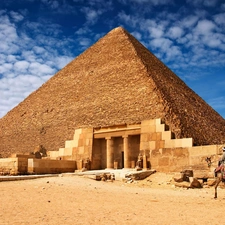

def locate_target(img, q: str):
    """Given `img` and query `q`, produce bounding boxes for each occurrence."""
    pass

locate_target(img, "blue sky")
[0,0,225,118]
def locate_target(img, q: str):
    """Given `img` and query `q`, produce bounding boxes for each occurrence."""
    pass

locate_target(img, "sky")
[0,0,225,119]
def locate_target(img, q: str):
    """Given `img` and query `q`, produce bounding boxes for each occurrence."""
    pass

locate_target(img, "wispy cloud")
[0,9,74,117]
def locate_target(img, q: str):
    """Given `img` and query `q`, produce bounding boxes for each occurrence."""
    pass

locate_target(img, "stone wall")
[149,143,223,176]
[49,128,93,169]
[28,159,76,174]
[0,157,28,175]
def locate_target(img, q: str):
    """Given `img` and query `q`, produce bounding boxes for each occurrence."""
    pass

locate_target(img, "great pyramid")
[0,27,225,158]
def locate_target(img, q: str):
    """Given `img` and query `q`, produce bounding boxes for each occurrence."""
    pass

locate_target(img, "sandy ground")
[1,172,225,225]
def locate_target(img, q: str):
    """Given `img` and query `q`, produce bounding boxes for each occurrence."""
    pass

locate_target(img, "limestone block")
[149,141,156,150]
[67,140,79,148]
[164,140,173,148]
[85,133,94,139]
[140,141,149,150]
[73,130,82,140]
[78,146,85,154]
[155,141,161,150]
[150,157,158,168]
[188,146,202,157]
[145,118,161,125]
[155,118,161,125]
[79,133,84,139]
[173,148,189,158]
[162,131,171,141]
[84,146,92,154]
[63,148,73,156]
[189,156,201,166]
[59,148,65,156]
[156,132,162,141]
[85,138,93,146]
[156,124,165,132]
[158,157,169,166]
[148,125,156,133]
[171,157,189,167]
[82,128,93,134]
[140,133,150,142]
[72,147,78,155]
[50,151,59,159]
[162,148,172,156]
[159,140,165,149]
[174,139,182,148]
[202,145,217,155]
[141,120,151,126]
[65,140,73,148]
[141,125,151,133]
[181,138,193,148]
[28,158,34,173]
[151,149,161,157]
[151,132,157,141]
[78,138,84,146]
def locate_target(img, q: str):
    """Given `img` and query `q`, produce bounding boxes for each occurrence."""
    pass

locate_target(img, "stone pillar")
[106,137,114,169]
[123,135,130,168]
[143,153,147,170]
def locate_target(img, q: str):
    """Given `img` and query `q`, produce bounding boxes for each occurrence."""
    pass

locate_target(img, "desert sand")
[0,172,225,225]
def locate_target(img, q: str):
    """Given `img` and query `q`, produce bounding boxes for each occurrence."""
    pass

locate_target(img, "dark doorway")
[121,151,124,168]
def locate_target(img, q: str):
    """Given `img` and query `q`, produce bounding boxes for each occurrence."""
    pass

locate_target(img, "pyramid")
[0,27,225,158]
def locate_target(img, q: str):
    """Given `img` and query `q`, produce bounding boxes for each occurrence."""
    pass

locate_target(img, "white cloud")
[203,0,218,7]
[186,0,218,7]
[81,7,104,25]
[78,37,91,48]
[148,26,164,38]
[117,11,139,27]
[202,36,221,48]
[150,38,173,51]
[180,15,198,28]
[6,55,17,63]
[167,26,184,39]
[33,46,46,54]
[165,45,182,61]
[0,24,18,44]
[29,62,56,75]
[0,63,13,74]
[195,19,216,34]
[75,27,91,35]
[14,61,30,72]
[214,13,225,26]
[9,11,24,22]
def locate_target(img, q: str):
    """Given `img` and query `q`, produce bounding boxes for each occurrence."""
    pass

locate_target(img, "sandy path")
[0,174,225,225]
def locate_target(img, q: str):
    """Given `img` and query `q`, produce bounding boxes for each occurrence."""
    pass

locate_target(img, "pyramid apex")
[109,26,126,34]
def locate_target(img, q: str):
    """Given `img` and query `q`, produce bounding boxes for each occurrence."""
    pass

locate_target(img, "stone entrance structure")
[48,118,196,172]
[93,124,141,170]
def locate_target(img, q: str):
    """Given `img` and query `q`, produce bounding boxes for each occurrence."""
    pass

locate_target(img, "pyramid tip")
[110,26,126,33]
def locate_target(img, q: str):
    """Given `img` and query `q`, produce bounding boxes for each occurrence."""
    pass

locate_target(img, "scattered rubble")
[174,170,203,189]
[124,170,156,183]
